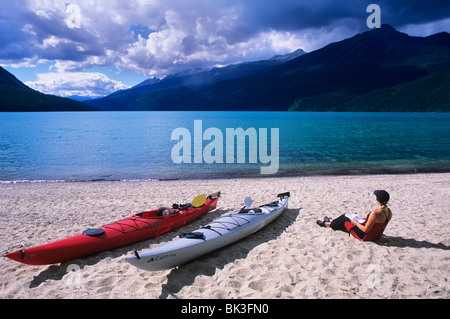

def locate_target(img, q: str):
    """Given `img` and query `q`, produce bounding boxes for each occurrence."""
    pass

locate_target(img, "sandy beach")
[1,173,449,299]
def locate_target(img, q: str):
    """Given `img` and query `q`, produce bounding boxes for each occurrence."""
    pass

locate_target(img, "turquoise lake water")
[0,111,449,182]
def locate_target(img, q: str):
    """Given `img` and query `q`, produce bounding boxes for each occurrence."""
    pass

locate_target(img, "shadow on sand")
[374,235,450,250]
[158,207,301,299]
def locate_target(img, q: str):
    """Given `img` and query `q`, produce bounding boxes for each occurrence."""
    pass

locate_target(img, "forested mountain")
[86,25,450,112]
[0,67,97,112]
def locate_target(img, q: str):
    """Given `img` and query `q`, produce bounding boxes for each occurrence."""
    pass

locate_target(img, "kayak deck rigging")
[100,217,157,234]
[194,205,277,237]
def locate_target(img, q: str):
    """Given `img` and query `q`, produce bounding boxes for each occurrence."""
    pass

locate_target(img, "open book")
[345,213,366,224]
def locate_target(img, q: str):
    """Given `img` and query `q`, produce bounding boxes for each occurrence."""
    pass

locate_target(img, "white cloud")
[25,72,130,97]
[117,8,317,77]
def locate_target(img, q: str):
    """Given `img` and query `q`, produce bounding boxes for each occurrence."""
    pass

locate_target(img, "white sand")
[1,173,449,299]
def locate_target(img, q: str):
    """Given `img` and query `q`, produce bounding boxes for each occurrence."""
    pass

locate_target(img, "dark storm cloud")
[235,0,449,36]
[377,0,450,26]
[213,1,363,44]
[239,1,360,30]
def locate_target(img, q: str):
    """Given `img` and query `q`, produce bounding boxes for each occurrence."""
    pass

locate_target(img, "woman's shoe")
[316,220,326,227]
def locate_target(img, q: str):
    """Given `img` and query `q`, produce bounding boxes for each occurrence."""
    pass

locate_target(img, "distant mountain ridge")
[86,49,306,111]
[86,25,450,112]
[0,67,97,112]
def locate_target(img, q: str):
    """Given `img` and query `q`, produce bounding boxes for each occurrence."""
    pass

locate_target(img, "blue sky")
[1,0,449,98]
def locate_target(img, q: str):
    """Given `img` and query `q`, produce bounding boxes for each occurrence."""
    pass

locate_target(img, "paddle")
[176,194,207,211]
[190,194,207,207]
[244,197,253,208]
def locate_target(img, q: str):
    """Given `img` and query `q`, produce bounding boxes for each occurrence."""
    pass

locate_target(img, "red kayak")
[4,192,220,265]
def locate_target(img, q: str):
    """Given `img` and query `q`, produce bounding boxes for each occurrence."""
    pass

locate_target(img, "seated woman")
[316,190,392,241]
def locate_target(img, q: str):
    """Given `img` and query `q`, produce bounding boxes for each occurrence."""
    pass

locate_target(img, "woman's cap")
[374,190,390,204]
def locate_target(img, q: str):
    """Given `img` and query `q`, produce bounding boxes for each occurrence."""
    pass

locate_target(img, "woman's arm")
[351,210,378,233]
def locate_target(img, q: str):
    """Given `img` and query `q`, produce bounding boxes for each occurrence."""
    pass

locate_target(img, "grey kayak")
[125,192,290,271]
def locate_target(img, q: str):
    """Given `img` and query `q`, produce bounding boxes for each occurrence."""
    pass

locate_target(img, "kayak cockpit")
[135,208,180,219]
